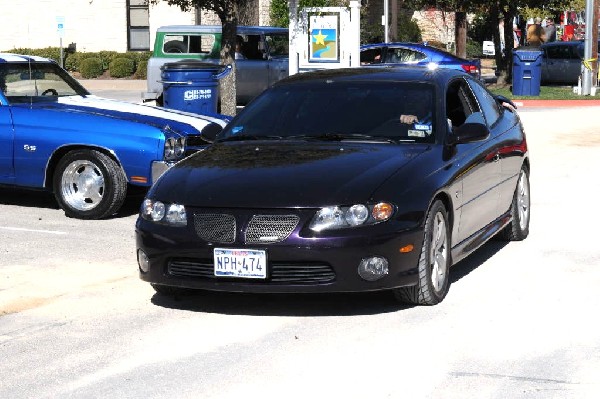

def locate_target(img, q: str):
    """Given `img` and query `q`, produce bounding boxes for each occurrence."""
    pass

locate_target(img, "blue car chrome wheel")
[53,150,127,219]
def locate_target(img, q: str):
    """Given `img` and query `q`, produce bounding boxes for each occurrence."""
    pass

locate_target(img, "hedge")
[2,47,152,79]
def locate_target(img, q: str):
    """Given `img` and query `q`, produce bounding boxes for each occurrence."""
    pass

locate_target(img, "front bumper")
[136,211,424,294]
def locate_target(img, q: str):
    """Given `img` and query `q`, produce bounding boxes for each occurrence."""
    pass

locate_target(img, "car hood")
[36,95,228,134]
[152,141,429,208]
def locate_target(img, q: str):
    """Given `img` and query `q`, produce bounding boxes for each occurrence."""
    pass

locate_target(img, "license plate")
[214,248,267,279]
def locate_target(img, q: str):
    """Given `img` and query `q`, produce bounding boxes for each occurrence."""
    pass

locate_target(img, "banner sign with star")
[309,15,339,62]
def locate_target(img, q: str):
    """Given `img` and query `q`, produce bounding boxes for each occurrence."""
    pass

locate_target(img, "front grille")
[168,258,336,284]
[186,134,209,147]
[194,213,236,243]
[245,215,299,244]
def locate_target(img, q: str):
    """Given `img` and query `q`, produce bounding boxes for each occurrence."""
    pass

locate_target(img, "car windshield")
[0,61,89,103]
[220,81,435,143]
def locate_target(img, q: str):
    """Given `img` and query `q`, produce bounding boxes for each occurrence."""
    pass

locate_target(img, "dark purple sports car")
[136,67,530,305]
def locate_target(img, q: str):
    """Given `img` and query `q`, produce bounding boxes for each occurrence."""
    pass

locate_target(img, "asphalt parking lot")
[1,83,600,398]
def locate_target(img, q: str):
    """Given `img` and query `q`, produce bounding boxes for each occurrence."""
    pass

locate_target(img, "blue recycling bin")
[160,61,231,116]
[512,48,543,96]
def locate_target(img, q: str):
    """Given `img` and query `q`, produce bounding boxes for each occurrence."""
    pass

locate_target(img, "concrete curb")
[79,79,146,91]
[515,99,600,108]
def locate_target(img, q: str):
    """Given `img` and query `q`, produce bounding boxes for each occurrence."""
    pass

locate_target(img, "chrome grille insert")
[193,213,236,244]
[245,214,299,244]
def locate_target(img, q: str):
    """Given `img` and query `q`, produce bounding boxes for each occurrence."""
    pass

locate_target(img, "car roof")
[0,53,53,63]
[157,25,289,34]
[541,41,583,48]
[275,66,468,87]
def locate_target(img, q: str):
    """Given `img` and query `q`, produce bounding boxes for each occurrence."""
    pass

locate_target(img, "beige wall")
[0,0,194,52]
[0,0,274,53]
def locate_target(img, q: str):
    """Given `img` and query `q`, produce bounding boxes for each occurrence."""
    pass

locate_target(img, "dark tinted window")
[360,48,383,65]
[545,44,578,59]
[222,81,436,143]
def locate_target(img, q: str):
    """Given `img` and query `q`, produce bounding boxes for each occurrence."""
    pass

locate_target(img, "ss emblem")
[24,144,37,152]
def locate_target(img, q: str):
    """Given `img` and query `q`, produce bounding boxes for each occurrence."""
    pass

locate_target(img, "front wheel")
[53,149,127,219]
[394,200,451,305]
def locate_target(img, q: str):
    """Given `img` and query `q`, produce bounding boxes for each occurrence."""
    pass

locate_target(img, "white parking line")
[0,226,67,235]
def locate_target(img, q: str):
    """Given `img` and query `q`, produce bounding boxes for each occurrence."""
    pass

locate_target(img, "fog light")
[358,256,389,281]
[138,249,150,273]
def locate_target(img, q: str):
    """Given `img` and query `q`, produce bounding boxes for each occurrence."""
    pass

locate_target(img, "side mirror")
[447,122,490,146]
[200,122,224,143]
[494,94,517,110]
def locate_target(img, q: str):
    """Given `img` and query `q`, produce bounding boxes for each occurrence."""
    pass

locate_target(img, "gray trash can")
[160,61,231,116]
[512,49,543,96]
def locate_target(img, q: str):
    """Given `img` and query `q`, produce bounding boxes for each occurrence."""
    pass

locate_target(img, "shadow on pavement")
[0,185,145,219]
[150,239,509,316]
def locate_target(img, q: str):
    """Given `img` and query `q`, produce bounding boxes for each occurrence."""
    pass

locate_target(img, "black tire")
[155,93,164,107]
[499,166,530,241]
[53,149,127,219]
[394,200,451,305]
[164,41,186,53]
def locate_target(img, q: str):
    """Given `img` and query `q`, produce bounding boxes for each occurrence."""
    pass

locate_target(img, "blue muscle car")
[0,54,228,219]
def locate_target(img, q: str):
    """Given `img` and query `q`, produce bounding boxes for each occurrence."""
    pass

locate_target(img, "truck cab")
[144,25,289,105]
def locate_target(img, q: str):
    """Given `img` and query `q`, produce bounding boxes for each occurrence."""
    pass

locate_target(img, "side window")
[445,79,480,130]
[237,34,264,60]
[545,46,562,59]
[467,78,501,126]
[388,48,426,63]
[360,48,383,65]
[265,33,289,58]
[163,34,216,55]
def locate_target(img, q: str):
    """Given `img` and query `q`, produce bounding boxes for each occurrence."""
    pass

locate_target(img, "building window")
[127,0,150,50]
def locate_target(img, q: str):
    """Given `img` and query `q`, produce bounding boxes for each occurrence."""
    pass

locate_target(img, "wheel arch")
[44,145,126,190]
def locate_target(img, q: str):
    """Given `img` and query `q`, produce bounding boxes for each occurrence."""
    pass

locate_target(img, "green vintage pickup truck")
[143,25,289,105]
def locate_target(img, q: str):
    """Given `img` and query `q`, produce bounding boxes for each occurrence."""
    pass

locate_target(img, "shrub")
[109,57,135,78]
[79,57,104,78]
[466,39,483,58]
[134,59,148,79]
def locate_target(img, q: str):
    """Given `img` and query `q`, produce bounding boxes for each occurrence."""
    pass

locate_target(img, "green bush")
[109,57,135,78]
[466,39,483,58]
[97,50,120,70]
[134,59,148,79]
[79,57,104,78]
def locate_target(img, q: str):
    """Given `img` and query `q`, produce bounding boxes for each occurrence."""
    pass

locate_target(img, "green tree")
[150,0,249,116]
[406,0,587,83]
[270,0,339,28]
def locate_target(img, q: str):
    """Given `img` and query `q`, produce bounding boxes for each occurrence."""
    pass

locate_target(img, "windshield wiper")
[287,133,397,143]
[216,134,283,143]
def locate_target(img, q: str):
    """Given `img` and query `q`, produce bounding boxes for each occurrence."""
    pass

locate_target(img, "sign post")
[56,16,65,68]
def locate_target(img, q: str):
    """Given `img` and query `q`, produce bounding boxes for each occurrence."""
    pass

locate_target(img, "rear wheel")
[394,200,451,305]
[499,166,530,241]
[53,149,127,219]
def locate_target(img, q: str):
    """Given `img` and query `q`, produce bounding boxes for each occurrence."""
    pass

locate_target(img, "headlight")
[309,202,394,232]
[164,137,186,160]
[141,199,187,227]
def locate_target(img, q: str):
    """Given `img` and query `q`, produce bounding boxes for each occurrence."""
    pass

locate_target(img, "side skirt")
[450,210,512,265]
